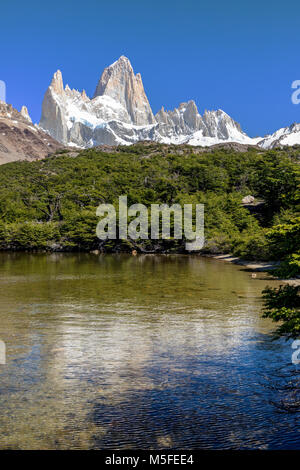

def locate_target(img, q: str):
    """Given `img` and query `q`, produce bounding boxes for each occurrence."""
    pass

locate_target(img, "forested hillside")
[0,143,299,271]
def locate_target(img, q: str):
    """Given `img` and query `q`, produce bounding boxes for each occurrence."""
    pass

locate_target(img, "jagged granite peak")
[181,101,202,129]
[20,105,32,123]
[259,122,300,148]
[40,56,300,149]
[40,66,133,145]
[40,70,68,144]
[201,109,243,140]
[50,69,64,95]
[39,63,261,147]
[0,102,32,124]
[156,100,205,138]
[93,56,155,126]
[81,89,88,101]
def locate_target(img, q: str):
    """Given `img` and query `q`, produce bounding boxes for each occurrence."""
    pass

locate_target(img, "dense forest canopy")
[0,143,299,274]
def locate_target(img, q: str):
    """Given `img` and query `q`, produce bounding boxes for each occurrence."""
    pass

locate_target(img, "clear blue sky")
[0,0,299,137]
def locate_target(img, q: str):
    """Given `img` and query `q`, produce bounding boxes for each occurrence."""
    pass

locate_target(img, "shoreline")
[1,249,299,286]
[202,253,278,271]
[204,253,300,286]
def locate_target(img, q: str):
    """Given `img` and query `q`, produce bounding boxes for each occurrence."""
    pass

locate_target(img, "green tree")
[262,284,300,340]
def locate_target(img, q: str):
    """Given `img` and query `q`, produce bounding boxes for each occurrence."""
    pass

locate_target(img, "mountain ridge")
[0,101,62,164]
[38,56,267,148]
[5,56,300,152]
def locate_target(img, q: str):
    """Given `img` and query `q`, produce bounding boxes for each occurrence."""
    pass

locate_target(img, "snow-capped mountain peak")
[259,123,300,149]
[39,56,300,150]
[93,55,155,126]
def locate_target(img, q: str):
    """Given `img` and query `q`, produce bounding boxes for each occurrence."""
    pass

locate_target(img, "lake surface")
[0,253,299,449]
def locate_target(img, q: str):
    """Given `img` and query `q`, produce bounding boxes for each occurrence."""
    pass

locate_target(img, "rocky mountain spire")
[93,56,155,126]
[20,105,32,123]
[50,70,64,95]
[40,69,68,143]
[39,56,265,148]
[155,100,206,138]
